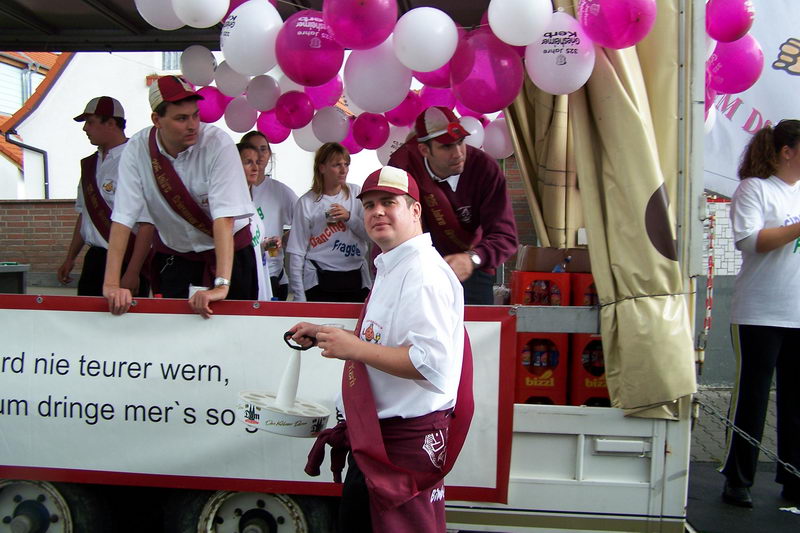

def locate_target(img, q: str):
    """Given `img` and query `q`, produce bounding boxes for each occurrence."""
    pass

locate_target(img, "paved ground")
[691,387,778,464]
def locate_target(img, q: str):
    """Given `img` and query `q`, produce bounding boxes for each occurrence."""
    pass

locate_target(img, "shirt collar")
[375,233,433,274]
[423,157,460,192]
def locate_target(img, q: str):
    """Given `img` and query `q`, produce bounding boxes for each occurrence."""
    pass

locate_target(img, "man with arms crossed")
[388,106,518,304]
[104,76,255,318]
[290,166,473,532]
[58,96,152,297]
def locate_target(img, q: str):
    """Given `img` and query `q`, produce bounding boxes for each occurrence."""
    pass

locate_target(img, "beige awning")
[506,0,697,418]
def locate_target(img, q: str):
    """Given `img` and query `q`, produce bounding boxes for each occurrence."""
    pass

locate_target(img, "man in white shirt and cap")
[290,166,473,533]
[58,96,152,297]
[103,75,256,318]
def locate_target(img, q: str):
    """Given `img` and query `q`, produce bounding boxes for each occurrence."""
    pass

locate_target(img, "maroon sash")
[148,127,214,237]
[342,296,474,512]
[80,153,113,242]
[80,152,137,262]
[391,141,481,256]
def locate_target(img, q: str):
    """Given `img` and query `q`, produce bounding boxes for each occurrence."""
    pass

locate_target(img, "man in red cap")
[388,106,518,304]
[58,96,152,297]
[103,75,257,318]
[289,166,473,533]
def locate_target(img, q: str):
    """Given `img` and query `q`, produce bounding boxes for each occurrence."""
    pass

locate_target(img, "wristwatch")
[466,250,482,267]
[213,277,230,288]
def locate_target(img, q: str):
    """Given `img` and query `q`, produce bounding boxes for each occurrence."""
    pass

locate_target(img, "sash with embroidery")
[80,153,113,242]
[148,127,214,237]
[81,152,138,262]
[391,141,481,257]
[342,295,475,512]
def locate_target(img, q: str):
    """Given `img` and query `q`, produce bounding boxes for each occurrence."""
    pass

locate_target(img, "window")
[162,51,180,71]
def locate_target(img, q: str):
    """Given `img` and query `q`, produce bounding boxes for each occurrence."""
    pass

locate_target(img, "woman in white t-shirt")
[721,119,800,508]
[286,142,371,302]
[237,142,272,301]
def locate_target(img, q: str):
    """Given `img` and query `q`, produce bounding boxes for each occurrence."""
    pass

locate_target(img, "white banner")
[704,0,800,197]
[0,301,506,498]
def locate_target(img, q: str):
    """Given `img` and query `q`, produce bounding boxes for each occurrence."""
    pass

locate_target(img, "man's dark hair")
[97,115,126,131]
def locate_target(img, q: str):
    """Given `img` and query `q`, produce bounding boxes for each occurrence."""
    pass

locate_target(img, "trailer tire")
[51,482,113,532]
[164,489,335,533]
[0,480,110,533]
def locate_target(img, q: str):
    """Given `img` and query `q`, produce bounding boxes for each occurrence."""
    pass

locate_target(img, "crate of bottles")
[510,271,571,306]
[515,332,568,405]
[570,273,599,306]
[569,333,610,407]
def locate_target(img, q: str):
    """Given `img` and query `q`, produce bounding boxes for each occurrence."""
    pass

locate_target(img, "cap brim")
[73,113,90,122]
[165,91,204,103]
[357,185,415,200]
[430,131,468,144]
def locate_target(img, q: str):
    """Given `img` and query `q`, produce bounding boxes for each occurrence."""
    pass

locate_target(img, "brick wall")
[0,200,79,284]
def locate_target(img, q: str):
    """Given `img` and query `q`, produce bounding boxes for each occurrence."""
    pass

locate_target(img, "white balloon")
[488,0,553,46]
[340,92,365,117]
[293,123,324,152]
[221,0,283,76]
[525,12,596,95]
[312,106,349,143]
[277,71,303,94]
[392,7,458,72]
[135,0,183,31]
[172,0,227,29]
[215,61,251,97]
[344,36,413,114]
[483,118,514,159]
[704,105,717,135]
[180,45,216,86]
[459,116,486,148]
[224,96,258,133]
[246,75,281,111]
[376,125,412,165]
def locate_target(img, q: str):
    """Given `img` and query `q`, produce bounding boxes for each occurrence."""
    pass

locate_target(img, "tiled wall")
[704,198,741,277]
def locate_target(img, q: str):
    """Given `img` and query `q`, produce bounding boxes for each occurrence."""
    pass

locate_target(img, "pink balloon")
[450,31,524,114]
[578,0,657,49]
[257,110,290,144]
[341,116,363,154]
[275,91,315,129]
[384,91,423,127]
[353,113,390,150]
[276,10,344,87]
[707,33,763,94]
[196,86,231,123]
[224,0,277,22]
[323,0,397,50]
[706,0,755,43]
[414,64,452,88]
[305,75,344,109]
[419,86,456,110]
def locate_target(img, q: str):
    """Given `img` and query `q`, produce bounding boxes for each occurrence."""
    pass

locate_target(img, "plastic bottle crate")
[570,273,599,306]
[569,333,610,407]
[515,332,568,405]
[510,271,571,306]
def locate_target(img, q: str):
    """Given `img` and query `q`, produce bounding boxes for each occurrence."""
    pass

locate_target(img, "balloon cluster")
[136,0,660,160]
[704,0,761,133]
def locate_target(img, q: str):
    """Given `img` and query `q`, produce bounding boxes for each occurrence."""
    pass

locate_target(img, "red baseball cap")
[148,75,202,111]
[357,166,420,202]
[414,106,469,144]
[73,96,125,122]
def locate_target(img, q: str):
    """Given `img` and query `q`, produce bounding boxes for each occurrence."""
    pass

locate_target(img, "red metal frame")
[0,295,515,503]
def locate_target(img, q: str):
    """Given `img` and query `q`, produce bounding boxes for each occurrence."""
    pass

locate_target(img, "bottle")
[551,255,572,273]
